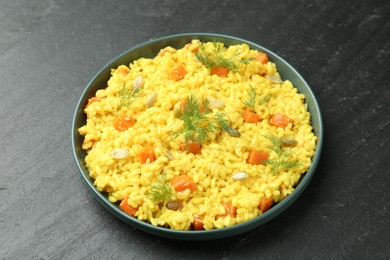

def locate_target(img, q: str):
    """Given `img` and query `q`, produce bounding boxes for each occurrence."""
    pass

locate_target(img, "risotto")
[78,40,317,230]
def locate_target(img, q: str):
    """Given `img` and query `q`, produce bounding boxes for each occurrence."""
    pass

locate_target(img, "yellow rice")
[78,40,317,230]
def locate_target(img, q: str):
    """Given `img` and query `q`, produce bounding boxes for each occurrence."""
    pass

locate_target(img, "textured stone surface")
[1,0,389,259]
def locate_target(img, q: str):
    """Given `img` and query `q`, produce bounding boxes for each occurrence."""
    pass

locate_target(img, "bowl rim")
[71,32,323,240]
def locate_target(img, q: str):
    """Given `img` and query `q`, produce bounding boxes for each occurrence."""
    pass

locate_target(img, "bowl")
[72,33,323,240]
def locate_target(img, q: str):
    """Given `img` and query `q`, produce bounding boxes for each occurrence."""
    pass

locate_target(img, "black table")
[1,0,389,259]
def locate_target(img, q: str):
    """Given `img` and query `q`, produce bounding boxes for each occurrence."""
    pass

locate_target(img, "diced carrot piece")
[113,117,136,131]
[223,202,237,217]
[170,65,187,81]
[85,97,104,108]
[269,113,293,129]
[216,202,237,219]
[119,197,138,216]
[242,109,261,123]
[247,150,269,165]
[193,215,205,230]
[180,141,202,155]
[210,66,229,77]
[256,52,269,64]
[258,197,273,213]
[139,146,156,164]
[171,174,197,193]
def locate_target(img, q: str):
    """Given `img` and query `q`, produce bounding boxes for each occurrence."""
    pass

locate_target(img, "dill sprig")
[172,93,240,145]
[243,85,258,110]
[118,82,142,107]
[263,134,290,157]
[258,94,271,106]
[148,173,174,202]
[243,85,271,111]
[195,42,253,72]
[213,111,241,137]
[265,159,300,173]
[263,134,300,174]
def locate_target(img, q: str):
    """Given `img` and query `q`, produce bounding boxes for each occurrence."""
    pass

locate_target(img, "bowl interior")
[72,33,323,240]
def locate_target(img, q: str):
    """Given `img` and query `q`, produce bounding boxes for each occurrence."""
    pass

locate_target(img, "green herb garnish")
[148,173,174,202]
[118,81,142,107]
[243,85,271,111]
[258,94,271,106]
[172,93,240,145]
[263,134,300,174]
[264,159,301,173]
[195,42,253,72]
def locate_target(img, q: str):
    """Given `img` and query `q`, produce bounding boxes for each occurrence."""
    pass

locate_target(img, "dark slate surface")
[1,0,389,259]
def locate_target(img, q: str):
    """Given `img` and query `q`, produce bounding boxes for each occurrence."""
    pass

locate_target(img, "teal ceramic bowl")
[72,33,323,241]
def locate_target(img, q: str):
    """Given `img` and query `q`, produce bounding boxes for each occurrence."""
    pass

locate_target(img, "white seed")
[209,99,225,108]
[133,75,143,89]
[162,148,175,160]
[281,137,297,147]
[110,148,129,159]
[266,74,283,83]
[231,171,249,181]
[146,92,158,108]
